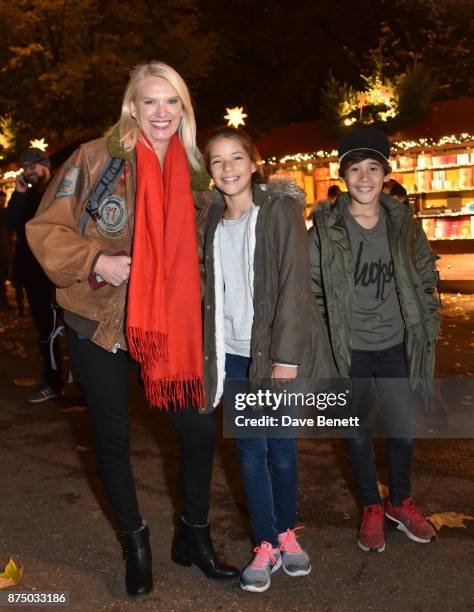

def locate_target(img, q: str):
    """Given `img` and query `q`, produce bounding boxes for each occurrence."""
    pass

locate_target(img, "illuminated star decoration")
[29,138,48,151]
[224,106,248,129]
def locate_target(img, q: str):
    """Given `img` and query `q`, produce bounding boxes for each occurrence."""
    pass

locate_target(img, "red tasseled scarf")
[126,135,204,410]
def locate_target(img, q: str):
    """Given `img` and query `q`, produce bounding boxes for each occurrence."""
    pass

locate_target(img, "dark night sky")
[0,0,472,153]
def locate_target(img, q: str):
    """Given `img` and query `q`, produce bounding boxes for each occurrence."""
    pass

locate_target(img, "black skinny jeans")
[347,343,415,507]
[67,328,216,533]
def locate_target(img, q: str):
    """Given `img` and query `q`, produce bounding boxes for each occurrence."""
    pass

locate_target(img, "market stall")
[258,97,474,290]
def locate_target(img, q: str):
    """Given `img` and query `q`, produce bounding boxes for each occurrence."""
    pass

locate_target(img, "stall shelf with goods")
[257,98,474,290]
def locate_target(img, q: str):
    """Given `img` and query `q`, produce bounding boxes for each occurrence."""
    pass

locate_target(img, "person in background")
[27,62,238,599]
[309,184,342,216]
[383,178,409,206]
[0,190,12,310]
[7,149,63,400]
[309,128,440,554]
[202,127,335,593]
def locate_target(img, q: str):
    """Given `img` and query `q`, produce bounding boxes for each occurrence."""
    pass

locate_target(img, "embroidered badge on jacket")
[97,195,127,236]
[56,164,80,198]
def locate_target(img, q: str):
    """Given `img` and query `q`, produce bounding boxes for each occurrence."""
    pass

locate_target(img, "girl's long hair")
[204,127,265,182]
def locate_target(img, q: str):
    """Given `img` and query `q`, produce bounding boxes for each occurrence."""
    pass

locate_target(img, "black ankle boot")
[171,518,239,580]
[122,521,153,597]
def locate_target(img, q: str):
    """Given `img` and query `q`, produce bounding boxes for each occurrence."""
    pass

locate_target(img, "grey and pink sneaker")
[240,541,281,593]
[278,528,311,576]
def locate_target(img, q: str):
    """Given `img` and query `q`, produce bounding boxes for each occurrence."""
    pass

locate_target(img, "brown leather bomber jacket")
[26,129,210,352]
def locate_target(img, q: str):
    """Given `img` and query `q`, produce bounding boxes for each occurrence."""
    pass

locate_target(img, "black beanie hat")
[338,128,390,162]
[19,147,51,169]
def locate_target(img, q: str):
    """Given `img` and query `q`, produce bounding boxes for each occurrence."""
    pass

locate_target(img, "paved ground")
[0,292,473,612]
[433,240,474,293]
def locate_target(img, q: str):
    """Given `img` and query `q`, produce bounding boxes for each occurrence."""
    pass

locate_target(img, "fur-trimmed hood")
[201,176,335,412]
[256,179,306,210]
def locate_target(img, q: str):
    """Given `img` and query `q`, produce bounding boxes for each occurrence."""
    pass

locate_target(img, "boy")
[309,128,440,552]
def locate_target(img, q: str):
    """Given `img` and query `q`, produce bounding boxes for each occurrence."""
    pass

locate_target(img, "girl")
[202,127,335,592]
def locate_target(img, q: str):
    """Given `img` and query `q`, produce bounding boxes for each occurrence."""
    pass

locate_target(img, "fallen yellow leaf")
[377,482,389,499]
[427,512,474,531]
[0,558,23,589]
[61,406,86,414]
[13,378,37,387]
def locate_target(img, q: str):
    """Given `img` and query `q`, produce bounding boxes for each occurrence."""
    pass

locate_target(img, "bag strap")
[79,156,125,235]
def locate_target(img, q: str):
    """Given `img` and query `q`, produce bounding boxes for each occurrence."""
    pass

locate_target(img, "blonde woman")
[27,62,238,598]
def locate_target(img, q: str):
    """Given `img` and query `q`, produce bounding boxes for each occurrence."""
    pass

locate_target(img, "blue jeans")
[225,353,297,547]
[347,343,415,507]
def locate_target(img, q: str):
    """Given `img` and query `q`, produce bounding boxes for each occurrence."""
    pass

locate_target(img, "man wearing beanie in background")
[7,147,63,402]
[309,128,440,553]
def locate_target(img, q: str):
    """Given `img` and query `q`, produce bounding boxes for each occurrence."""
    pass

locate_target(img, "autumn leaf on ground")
[13,378,37,387]
[427,512,474,531]
[61,406,86,414]
[0,558,23,589]
[377,482,389,499]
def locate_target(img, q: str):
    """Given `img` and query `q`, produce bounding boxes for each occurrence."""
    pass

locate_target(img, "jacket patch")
[97,195,127,236]
[56,164,80,198]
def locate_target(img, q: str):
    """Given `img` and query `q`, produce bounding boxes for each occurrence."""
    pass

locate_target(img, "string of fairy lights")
[0,107,473,182]
[218,107,474,170]
[265,133,474,169]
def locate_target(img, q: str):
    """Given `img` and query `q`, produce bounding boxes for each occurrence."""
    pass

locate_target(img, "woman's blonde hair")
[112,61,202,170]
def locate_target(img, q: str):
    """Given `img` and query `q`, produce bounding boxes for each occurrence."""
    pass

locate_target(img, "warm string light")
[264,133,474,167]
[1,134,473,182]
[2,170,21,180]
[264,132,474,216]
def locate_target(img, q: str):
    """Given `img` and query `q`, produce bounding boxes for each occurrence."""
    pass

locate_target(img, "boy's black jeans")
[347,343,415,507]
[67,328,216,533]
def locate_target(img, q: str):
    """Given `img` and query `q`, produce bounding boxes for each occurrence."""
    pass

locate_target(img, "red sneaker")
[385,498,437,543]
[358,504,385,552]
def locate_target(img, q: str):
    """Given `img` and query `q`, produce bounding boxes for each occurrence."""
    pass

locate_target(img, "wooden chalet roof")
[256,97,474,159]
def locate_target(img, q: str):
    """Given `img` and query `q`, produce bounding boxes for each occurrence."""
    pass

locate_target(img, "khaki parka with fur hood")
[26,128,210,353]
[202,179,336,412]
[308,192,441,396]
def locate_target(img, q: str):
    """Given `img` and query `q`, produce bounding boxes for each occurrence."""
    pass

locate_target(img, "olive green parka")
[308,192,441,396]
[202,180,336,412]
